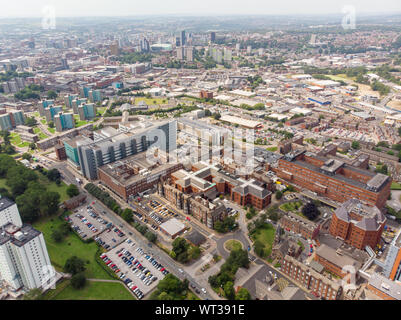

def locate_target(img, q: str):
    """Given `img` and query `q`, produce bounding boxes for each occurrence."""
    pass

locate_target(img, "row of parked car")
[100,253,121,274]
[149,200,161,209]
[124,278,144,300]
[106,226,125,238]
[226,207,238,216]
[149,213,164,225]
[118,248,158,287]
[136,247,169,276]
[87,207,110,225]
[94,235,111,250]
[70,225,88,239]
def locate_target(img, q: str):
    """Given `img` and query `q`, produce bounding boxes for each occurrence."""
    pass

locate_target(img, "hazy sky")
[1,0,401,17]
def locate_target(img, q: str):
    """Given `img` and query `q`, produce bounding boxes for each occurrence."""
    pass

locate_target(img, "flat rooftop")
[0,196,15,212]
[159,218,186,236]
[0,223,41,247]
[98,152,180,187]
[286,151,388,192]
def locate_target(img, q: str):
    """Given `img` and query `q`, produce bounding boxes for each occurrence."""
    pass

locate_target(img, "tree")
[45,168,60,181]
[24,117,37,127]
[351,141,360,150]
[235,287,251,300]
[254,240,266,258]
[224,281,235,300]
[145,231,157,243]
[22,153,32,161]
[64,256,86,275]
[48,121,55,128]
[29,143,36,150]
[121,208,133,222]
[70,272,86,289]
[47,90,58,99]
[51,229,63,242]
[213,112,221,120]
[275,190,283,200]
[66,184,79,198]
[40,191,60,216]
[302,202,320,221]
[172,237,190,263]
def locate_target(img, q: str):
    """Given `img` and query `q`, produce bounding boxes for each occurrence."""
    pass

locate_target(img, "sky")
[1,0,401,18]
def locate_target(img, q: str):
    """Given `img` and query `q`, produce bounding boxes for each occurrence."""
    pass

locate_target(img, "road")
[50,163,217,300]
[48,161,314,300]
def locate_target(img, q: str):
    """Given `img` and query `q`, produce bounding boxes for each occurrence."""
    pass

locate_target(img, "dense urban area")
[1,12,401,301]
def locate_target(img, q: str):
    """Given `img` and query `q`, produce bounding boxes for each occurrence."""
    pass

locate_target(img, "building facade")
[0,197,52,290]
[276,150,391,209]
[77,121,177,180]
[329,199,386,250]
[282,255,342,300]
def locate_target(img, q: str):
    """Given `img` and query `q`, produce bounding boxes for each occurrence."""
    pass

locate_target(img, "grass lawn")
[135,97,167,105]
[33,216,111,279]
[48,127,56,134]
[73,115,89,128]
[224,240,243,252]
[17,142,30,148]
[391,182,401,190]
[266,146,278,152]
[0,174,69,203]
[251,224,275,257]
[326,74,356,82]
[40,119,46,124]
[51,281,134,300]
[97,107,107,115]
[9,133,21,145]
[33,127,49,140]
[279,201,303,212]
[33,112,40,117]
[37,172,70,202]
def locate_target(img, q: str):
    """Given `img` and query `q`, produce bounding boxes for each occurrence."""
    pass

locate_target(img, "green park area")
[97,106,107,115]
[134,97,167,105]
[44,280,134,300]
[73,115,93,128]
[224,240,243,252]
[266,146,278,152]
[33,216,110,279]
[326,74,356,82]
[250,223,275,258]
[9,133,30,148]
[36,173,70,202]
[279,201,303,212]
[280,201,308,219]
[33,127,49,140]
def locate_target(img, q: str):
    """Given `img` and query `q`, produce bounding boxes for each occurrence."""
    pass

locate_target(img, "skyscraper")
[54,112,75,132]
[0,196,52,290]
[210,32,216,43]
[180,30,186,46]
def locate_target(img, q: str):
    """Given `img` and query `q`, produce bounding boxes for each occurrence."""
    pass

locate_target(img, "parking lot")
[131,197,181,232]
[67,205,107,240]
[95,225,127,251]
[101,240,170,298]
